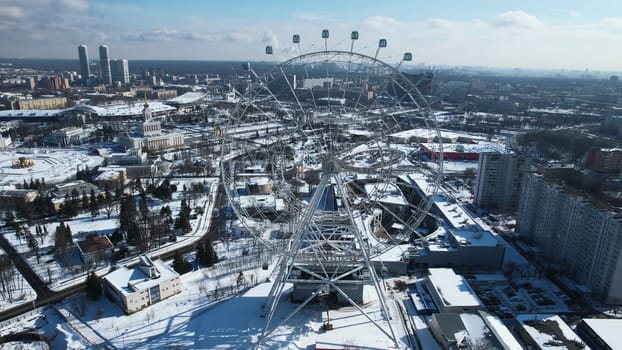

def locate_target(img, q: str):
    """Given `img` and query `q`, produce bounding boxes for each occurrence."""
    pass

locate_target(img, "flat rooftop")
[432,195,476,229]
[427,268,482,309]
[450,229,498,247]
[517,314,588,350]
[582,318,622,350]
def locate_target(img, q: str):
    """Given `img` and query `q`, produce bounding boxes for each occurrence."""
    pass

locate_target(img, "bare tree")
[0,255,17,302]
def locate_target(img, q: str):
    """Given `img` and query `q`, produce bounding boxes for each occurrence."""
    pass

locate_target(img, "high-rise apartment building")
[111,59,130,84]
[78,45,90,84]
[99,45,112,85]
[517,173,622,304]
[473,152,530,211]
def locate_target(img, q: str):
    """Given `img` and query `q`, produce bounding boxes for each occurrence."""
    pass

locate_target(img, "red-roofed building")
[76,234,114,268]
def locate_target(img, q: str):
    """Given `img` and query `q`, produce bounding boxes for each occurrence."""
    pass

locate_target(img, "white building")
[474,152,531,211]
[48,126,89,146]
[117,99,184,153]
[517,173,622,304]
[426,268,483,313]
[103,255,182,314]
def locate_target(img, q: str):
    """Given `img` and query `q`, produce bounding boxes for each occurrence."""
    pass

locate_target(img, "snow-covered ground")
[0,148,104,186]
[70,263,277,349]
[0,246,36,312]
[83,279,408,349]
[2,178,218,292]
[0,306,89,350]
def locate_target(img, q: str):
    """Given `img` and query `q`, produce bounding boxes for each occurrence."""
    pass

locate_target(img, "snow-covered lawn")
[0,247,36,312]
[75,264,276,349]
[3,178,219,292]
[0,148,104,186]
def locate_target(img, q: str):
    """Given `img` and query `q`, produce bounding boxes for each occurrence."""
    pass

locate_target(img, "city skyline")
[0,0,621,71]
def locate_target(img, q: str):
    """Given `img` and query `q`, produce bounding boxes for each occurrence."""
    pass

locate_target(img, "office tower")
[99,45,112,85]
[473,152,531,211]
[111,59,130,84]
[78,45,90,84]
[517,173,622,304]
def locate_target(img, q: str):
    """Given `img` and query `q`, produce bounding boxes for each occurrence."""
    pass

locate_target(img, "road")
[0,228,88,322]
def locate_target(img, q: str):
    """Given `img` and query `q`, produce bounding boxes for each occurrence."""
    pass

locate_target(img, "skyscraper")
[99,45,112,85]
[111,59,130,84]
[78,45,90,84]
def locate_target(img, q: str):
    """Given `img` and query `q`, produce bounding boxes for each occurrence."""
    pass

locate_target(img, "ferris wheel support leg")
[335,175,400,347]
[259,174,331,340]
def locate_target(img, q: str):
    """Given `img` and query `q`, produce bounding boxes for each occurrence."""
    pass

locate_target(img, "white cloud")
[492,10,542,28]
[56,0,89,12]
[124,28,255,43]
[0,5,25,19]
[364,16,400,31]
[601,17,622,29]
[262,30,279,48]
[552,9,582,19]
[426,18,455,30]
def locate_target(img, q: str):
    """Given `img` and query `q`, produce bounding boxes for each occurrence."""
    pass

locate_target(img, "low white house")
[103,255,182,314]
[426,268,483,313]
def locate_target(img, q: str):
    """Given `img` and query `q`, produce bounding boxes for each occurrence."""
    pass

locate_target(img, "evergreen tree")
[199,239,218,267]
[89,189,99,219]
[109,229,123,244]
[82,189,89,210]
[54,222,73,257]
[174,199,192,233]
[85,271,101,300]
[139,192,149,220]
[119,197,137,231]
[172,252,189,274]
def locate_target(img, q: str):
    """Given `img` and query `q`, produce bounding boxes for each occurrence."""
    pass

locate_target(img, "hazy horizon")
[1,0,621,71]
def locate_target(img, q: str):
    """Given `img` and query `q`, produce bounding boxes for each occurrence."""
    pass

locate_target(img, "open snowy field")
[77,271,407,350]
[0,148,104,186]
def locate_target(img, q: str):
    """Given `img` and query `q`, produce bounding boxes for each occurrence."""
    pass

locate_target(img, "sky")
[0,0,621,71]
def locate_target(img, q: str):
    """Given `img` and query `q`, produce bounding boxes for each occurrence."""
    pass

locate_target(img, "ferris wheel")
[220,30,443,347]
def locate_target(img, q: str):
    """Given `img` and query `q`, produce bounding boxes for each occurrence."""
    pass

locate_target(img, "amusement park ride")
[220,29,443,348]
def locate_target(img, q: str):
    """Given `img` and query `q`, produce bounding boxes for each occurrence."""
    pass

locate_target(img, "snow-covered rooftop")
[421,141,510,154]
[582,318,622,350]
[427,268,482,309]
[0,109,65,118]
[104,258,179,296]
[450,229,499,247]
[165,92,207,105]
[364,183,408,206]
[236,194,285,211]
[69,102,176,117]
[432,195,476,229]
[517,314,588,350]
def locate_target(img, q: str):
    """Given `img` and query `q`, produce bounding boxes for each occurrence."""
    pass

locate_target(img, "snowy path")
[54,303,114,349]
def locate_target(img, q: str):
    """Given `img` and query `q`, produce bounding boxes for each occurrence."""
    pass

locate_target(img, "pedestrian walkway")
[54,304,114,349]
